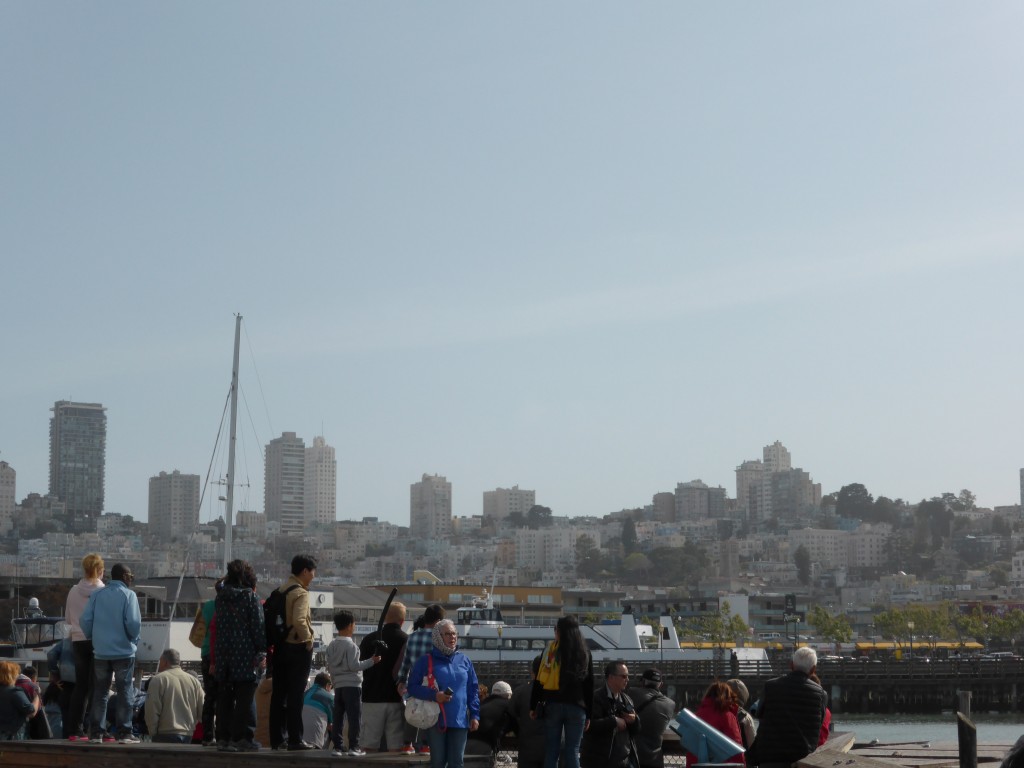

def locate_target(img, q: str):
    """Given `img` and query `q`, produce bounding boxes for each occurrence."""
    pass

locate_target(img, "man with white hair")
[746,646,827,768]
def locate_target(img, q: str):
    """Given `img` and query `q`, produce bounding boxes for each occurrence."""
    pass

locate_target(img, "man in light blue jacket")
[80,563,142,744]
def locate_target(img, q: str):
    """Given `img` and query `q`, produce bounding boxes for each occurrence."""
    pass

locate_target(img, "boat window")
[485,639,498,649]
[531,640,547,650]
[515,640,530,650]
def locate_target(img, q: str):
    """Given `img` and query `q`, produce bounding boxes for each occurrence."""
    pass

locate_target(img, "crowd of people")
[4,550,842,768]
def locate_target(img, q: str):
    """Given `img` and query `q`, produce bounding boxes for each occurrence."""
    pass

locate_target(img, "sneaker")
[201,739,216,747]
[91,734,116,743]
[348,748,367,756]
[216,741,232,752]
[118,735,141,744]
[287,742,316,751]
[400,744,416,754]
[331,750,347,757]
[68,734,89,742]
[231,740,260,752]
[417,745,430,754]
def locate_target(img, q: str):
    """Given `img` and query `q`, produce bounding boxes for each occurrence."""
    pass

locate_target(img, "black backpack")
[264,583,300,651]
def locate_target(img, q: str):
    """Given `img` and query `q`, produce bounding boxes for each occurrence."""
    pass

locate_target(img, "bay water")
[834,713,1024,746]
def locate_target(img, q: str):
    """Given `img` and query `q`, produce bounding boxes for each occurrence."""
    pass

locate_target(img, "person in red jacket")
[686,681,745,766]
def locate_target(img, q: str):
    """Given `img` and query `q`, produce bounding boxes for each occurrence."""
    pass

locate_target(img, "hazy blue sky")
[3,3,1022,527]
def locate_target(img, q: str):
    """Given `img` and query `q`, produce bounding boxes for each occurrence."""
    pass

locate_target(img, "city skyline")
[3,4,1023,526]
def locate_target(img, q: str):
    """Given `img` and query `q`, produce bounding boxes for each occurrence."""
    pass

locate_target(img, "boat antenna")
[224,313,242,570]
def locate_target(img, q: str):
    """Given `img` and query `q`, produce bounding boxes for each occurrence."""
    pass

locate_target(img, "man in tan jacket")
[145,649,203,743]
[269,554,317,750]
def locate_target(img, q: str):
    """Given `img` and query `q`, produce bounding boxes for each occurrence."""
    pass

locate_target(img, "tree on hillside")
[621,518,638,555]
[526,505,553,529]
[794,545,811,586]
[575,535,603,580]
[836,483,874,520]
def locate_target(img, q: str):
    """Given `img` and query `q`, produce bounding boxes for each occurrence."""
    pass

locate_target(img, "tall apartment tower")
[304,436,337,528]
[735,459,763,522]
[0,461,15,518]
[49,401,107,526]
[482,485,536,523]
[148,470,200,541]
[265,432,306,535]
[760,440,792,520]
[411,473,452,540]
[1020,468,1024,509]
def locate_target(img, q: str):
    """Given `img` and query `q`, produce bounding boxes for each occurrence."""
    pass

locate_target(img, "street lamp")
[908,621,915,672]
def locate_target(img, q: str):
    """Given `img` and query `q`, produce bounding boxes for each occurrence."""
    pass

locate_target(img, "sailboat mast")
[224,314,242,571]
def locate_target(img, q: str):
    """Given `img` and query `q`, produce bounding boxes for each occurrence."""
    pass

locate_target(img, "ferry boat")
[452,593,771,672]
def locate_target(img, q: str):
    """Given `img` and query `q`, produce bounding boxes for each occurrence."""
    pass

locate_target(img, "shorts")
[360,702,405,750]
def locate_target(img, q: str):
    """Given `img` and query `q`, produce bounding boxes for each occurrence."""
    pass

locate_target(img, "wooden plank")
[0,742,488,768]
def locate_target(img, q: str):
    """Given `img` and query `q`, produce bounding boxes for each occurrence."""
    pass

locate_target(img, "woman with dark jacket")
[530,615,594,768]
[409,619,481,768]
[213,559,265,752]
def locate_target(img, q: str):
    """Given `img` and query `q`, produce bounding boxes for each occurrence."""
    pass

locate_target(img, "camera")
[612,701,635,717]
[373,639,388,655]
[443,687,454,696]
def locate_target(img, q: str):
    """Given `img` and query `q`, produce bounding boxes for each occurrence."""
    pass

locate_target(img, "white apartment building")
[483,485,536,523]
[304,436,337,528]
[410,474,452,540]
[148,470,200,542]
[515,527,579,572]
[265,432,306,535]
[790,527,849,569]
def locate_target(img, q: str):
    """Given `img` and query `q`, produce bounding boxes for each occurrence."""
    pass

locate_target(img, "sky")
[2,3,1023,528]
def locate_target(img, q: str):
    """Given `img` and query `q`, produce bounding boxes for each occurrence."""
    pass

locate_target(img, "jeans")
[218,680,258,744]
[90,657,135,738]
[269,643,312,747]
[427,725,469,768]
[543,702,586,768]
[68,640,94,737]
[332,686,362,750]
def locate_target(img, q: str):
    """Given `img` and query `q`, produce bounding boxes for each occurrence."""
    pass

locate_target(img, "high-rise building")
[652,492,675,522]
[760,440,792,520]
[482,485,536,523]
[148,470,200,541]
[770,468,822,518]
[735,459,763,521]
[0,461,15,528]
[411,473,452,540]
[304,436,336,528]
[49,401,107,527]
[1020,468,1023,509]
[265,432,306,535]
[675,479,727,520]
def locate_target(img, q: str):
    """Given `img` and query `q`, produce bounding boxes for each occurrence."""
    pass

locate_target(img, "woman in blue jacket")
[409,619,480,768]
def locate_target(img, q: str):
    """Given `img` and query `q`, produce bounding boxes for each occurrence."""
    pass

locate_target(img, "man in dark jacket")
[747,647,827,768]
[626,668,675,768]
[359,601,407,752]
[466,680,512,758]
[581,661,640,768]
[507,656,546,768]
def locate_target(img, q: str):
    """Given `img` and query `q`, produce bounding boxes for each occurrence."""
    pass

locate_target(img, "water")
[834,713,1024,745]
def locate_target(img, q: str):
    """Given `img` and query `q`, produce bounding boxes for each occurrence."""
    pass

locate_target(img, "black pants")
[218,680,258,744]
[200,656,223,742]
[67,640,94,737]
[269,643,312,747]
